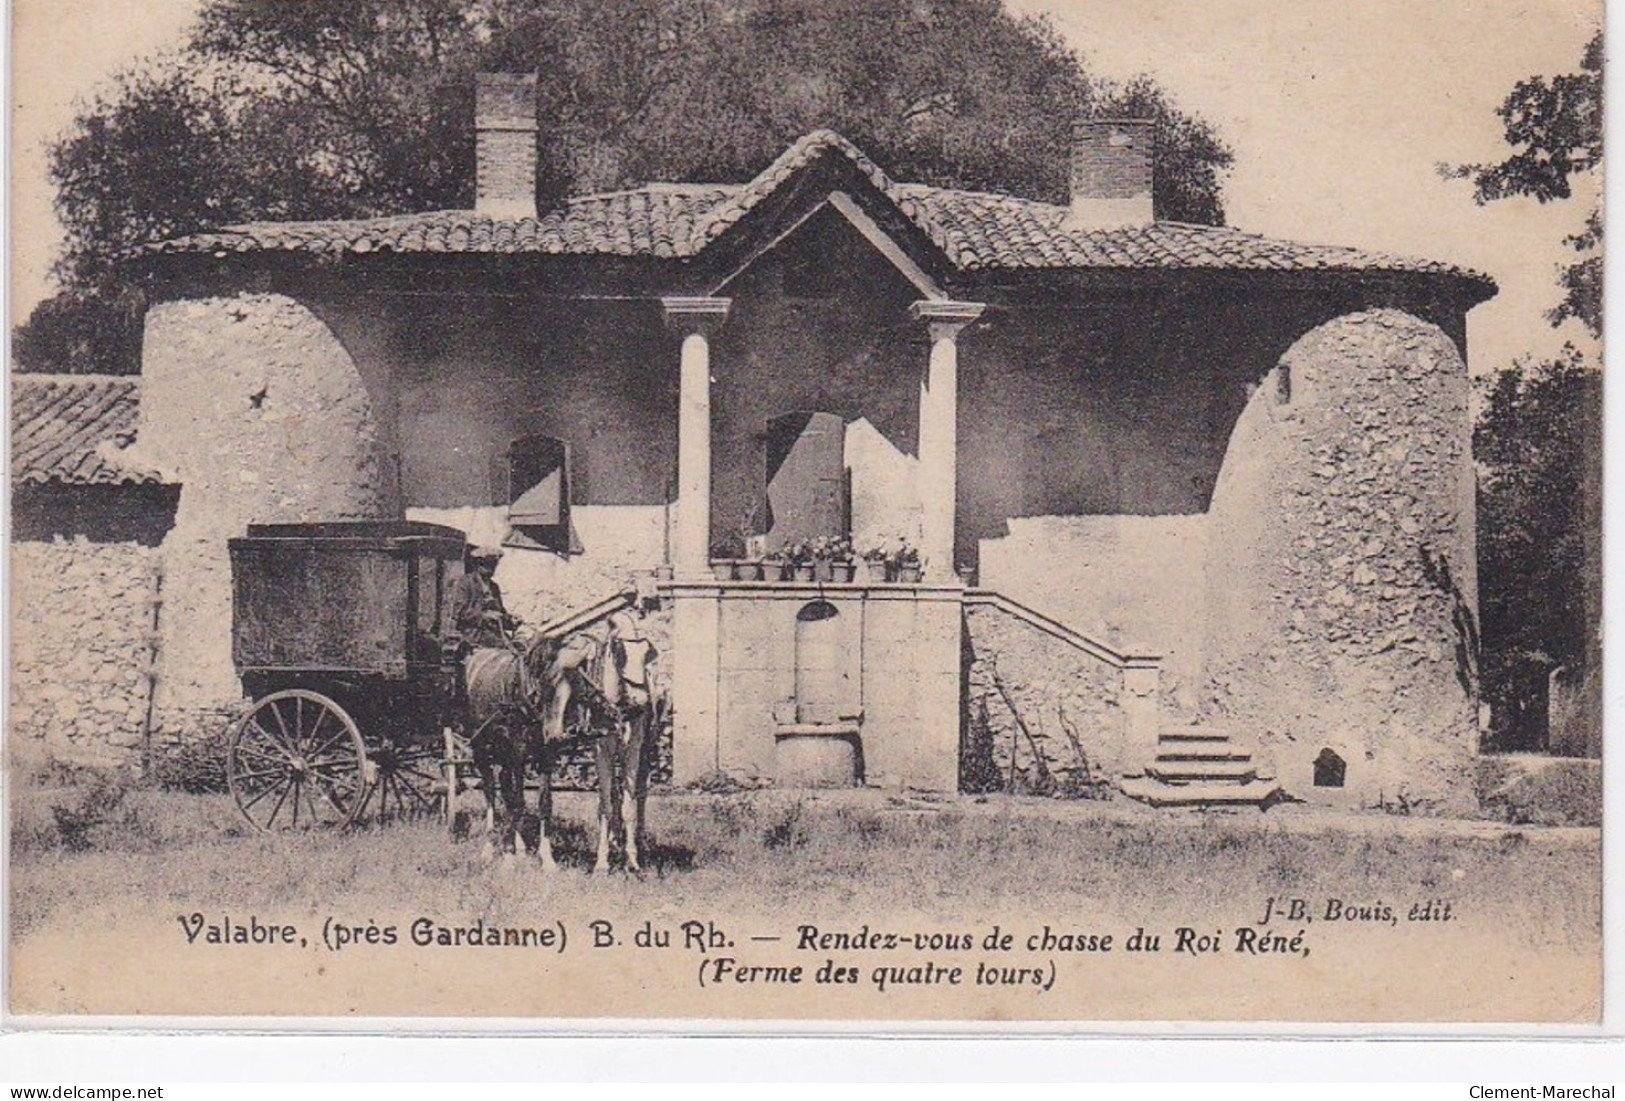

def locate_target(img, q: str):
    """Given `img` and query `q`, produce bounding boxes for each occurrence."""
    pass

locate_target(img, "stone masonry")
[10,539,160,772]
[963,603,1126,795]
[133,293,393,735]
[1203,309,1478,812]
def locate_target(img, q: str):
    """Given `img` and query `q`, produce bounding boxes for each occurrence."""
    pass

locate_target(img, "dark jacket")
[450,570,516,648]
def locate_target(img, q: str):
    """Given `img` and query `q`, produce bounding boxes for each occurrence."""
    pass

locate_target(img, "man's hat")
[468,545,504,563]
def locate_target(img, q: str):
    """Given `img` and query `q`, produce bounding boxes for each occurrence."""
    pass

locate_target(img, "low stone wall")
[10,539,160,772]
[962,603,1126,795]
[669,584,963,791]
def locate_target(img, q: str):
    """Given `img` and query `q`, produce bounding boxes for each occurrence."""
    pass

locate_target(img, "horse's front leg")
[622,709,650,875]
[532,725,558,872]
[471,742,501,855]
[498,739,528,858]
[593,729,617,875]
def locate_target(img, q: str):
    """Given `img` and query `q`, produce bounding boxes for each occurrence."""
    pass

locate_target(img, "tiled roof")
[149,129,1494,291]
[11,375,162,486]
[151,184,737,259]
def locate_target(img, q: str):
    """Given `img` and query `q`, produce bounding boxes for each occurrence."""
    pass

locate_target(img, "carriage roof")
[237,520,468,556]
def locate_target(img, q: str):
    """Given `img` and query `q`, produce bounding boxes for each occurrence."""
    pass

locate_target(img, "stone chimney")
[1065,118,1156,230]
[475,72,538,219]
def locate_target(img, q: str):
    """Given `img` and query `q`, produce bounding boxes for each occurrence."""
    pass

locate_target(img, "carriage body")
[231,520,467,685]
[226,521,470,831]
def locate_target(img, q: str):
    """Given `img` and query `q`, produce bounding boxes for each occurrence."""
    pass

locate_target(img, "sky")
[8,0,1604,373]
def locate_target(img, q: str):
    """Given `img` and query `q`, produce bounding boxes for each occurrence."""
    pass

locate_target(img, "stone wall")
[1203,309,1478,813]
[10,539,160,772]
[978,515,1207,710]
[384,296,674,510]
[134,293,394,728]
[962,603,1127,794]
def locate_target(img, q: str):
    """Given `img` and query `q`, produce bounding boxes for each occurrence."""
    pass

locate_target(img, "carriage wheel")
[364,741,445,824]
[229,690,368,833]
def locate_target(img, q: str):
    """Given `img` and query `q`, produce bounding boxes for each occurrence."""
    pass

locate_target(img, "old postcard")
[6,0,1604,1025]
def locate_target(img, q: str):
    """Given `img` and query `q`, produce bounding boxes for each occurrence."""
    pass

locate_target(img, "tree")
[1463,30,1604,751]
[15,0,1232,374]
[1475,347,1600,750]
[1456,30,1602,337]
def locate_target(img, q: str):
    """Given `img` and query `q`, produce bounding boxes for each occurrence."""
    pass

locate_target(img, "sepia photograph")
[5,0,1605,1025]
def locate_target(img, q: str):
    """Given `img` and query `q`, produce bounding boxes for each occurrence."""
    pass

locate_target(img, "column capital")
[662,296,732,336]
[910,299,986,341]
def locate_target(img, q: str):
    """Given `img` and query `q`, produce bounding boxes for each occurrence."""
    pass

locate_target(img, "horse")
[588,611,660,875]
[463,633,556,865]
[464,627,621,869]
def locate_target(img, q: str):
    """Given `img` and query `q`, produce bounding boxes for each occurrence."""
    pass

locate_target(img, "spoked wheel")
[364,741,445,824]
[229,690,368,832]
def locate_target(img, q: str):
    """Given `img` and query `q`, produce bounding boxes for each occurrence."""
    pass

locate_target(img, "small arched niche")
[1313,747,1347,788]
[794,600,845,723]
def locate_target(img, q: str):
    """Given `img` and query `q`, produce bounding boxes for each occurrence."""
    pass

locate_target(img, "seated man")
[451,545,519,649]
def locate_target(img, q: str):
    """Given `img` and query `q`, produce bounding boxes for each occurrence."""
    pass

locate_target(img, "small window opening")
[1312,748,1346,788]
[492,434,579,554]
[1275,365,1292,405]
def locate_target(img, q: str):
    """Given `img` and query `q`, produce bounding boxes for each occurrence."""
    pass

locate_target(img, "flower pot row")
[708,559,924,583]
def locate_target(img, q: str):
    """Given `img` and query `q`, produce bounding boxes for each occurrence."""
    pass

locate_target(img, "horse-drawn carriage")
[224,520,662,870]
[226,521,470,832]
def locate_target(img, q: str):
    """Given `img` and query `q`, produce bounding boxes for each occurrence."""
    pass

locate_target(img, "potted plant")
[739,533,768,581]
[760,543,787,581]
[731,507,763,580]
[828,534,857,582]
[894,540,924,583]
[785,539,816,582]
[861,542,890,582]
[710,534,743,580]
[808,535,836,582]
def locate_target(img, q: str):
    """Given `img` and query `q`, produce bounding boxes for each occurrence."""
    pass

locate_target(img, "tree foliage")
[1457,30,1602,338]
[16,0,1232,374]
[1464,30,1604,751]
[1474,348,1600,750]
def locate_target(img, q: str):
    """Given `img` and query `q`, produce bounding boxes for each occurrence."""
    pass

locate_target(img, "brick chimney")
[1065,118,1156,230]
[475,72,538,219]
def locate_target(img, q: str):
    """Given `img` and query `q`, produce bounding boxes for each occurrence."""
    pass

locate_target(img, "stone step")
[1146,759,1259,783]
[1154,743,1253,762]
[1120,776,1283,809]
[1157,728,1234,744]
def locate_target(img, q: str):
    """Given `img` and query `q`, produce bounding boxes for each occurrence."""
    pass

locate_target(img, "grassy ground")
[11,780,1601,941]
[6,779,1603,1020]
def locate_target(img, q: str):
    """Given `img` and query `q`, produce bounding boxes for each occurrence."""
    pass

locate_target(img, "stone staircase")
[1120,724,1283,809]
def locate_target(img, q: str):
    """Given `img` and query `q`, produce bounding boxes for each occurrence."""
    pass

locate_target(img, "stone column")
[662,297,731,580]
[909,300,985,582]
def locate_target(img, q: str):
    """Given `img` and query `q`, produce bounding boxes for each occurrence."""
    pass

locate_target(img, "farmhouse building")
[15,74,1496,810]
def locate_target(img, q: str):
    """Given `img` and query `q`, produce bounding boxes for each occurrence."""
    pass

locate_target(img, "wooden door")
[765,411,845,548]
